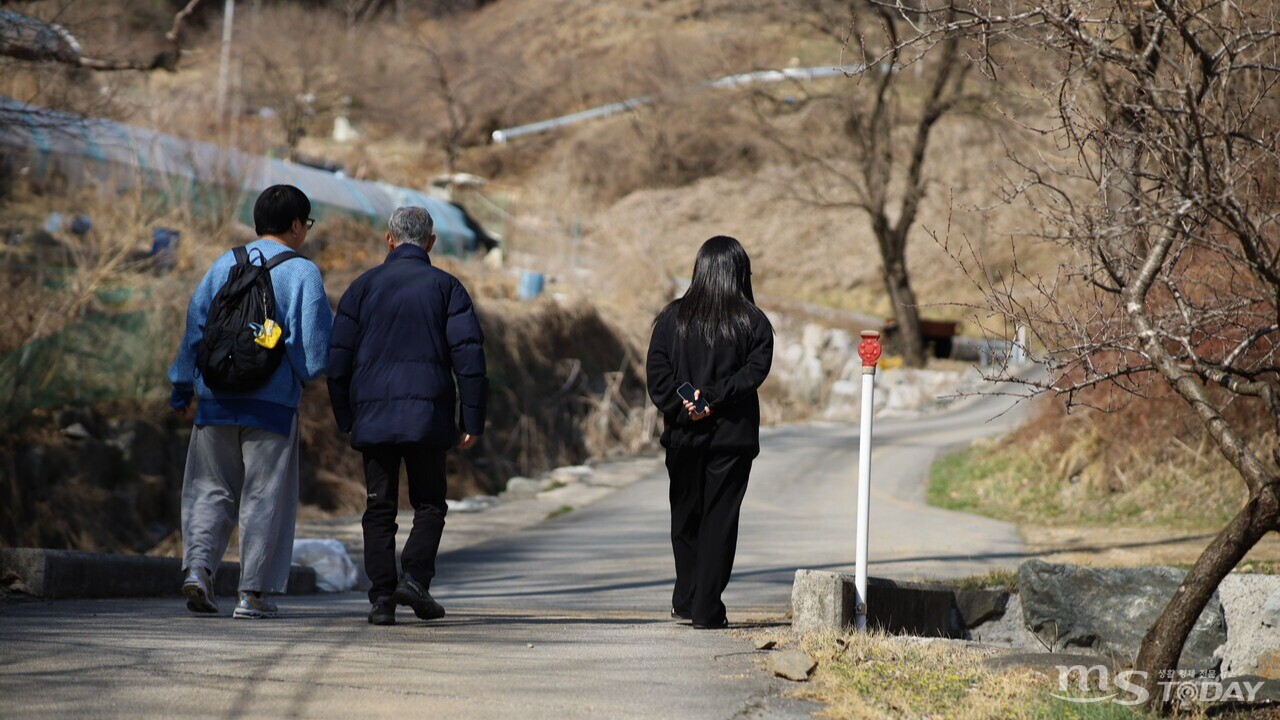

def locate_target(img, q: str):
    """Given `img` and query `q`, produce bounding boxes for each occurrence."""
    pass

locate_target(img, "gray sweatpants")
[181,419,299,594]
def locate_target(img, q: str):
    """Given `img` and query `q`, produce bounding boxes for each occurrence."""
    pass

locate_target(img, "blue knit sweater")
[168,239,334,436]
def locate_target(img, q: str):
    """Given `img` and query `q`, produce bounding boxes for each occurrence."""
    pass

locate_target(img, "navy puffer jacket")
[327,243,488,448]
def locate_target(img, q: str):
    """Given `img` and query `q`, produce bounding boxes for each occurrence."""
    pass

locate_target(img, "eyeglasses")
[305,218,316,230]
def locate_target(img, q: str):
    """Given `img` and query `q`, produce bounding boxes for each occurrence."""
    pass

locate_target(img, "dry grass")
[788,630,1156,720]
[560,94,766,204]
[782,630,1280,719]
[928,394,1267,532]
[6,0,1069,323]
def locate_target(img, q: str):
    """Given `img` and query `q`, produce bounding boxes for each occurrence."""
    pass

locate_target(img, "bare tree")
[754,0,987,367]
[410,27,515,176]
[419,39,473,175]
[239,7,366,158]
[897,0,1280,712]
[0,0,203,72]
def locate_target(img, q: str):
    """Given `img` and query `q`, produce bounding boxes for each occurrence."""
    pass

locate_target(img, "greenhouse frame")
[0,96,478,254]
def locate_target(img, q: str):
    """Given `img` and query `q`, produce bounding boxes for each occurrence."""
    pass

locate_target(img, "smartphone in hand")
[676,382,710,414]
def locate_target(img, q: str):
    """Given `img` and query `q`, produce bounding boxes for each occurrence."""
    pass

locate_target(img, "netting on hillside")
[0,97,477,253]
[0,308,177,428]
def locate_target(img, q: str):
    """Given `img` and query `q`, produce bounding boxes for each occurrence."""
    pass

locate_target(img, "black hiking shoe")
[671,608,692,620]
[368,597,396,626]
[692,617,729,630]
[392,576,446,621]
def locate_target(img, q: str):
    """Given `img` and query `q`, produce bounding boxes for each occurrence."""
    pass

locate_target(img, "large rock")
[1018,560,1226,670]
[822,380,861,421]
[968,594,1044,650]
[788,356,825,403]
[801,323,828,357]
[549,466,594,484]
[502,477,542,498]
[1217,573,1280,678]
[955,588,1010,628]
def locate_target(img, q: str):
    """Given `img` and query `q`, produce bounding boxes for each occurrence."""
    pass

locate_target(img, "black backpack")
[195,246,301,392]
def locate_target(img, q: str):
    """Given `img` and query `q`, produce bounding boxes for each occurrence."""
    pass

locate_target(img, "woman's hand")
[683,389,713,422]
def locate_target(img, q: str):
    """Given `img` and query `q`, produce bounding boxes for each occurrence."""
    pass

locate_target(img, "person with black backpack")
[168,185,333,619]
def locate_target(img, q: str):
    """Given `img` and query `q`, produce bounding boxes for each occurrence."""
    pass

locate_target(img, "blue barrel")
[517,271,545,300]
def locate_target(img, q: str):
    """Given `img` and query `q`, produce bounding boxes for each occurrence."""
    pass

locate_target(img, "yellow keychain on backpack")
[250,319,282,349]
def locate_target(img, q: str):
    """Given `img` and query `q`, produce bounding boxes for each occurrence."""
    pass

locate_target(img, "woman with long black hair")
[646,235,774,629]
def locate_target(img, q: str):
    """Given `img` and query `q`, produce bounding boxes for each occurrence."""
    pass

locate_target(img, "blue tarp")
[0,97,475,252]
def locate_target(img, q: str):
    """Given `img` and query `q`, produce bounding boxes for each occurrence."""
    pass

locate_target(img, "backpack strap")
[264,251,303,271]
[232,246,250,265]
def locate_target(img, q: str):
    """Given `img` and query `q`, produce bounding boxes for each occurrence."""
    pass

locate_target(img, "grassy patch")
[793,631,1152,720]
[543,480,568,492]
[546,505,574,519]
[927,438,1245,531]
[938,569,1020,591]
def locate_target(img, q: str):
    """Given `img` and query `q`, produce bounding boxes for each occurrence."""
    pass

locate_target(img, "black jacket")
[327,243,488,448]
[646,304,774,455]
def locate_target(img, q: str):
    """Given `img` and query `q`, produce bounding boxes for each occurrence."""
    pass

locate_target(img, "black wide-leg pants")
[361,442,449,604]
[665,447,753,625]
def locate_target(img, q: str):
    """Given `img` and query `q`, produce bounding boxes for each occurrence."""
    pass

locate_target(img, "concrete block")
[1,548,181,599]
[0,548,317,599]
[792,569,855,633]
[791,569,963,637]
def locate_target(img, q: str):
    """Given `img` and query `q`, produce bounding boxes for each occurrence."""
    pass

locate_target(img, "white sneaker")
[181,567,218,614]
[232,591,279,619]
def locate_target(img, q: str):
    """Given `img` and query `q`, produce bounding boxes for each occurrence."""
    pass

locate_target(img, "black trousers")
[665,447,753,625]
[361,442,448,603]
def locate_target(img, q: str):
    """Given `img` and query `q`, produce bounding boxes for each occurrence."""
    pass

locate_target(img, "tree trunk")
[883,256,926,368]
[1135,481,1280,714]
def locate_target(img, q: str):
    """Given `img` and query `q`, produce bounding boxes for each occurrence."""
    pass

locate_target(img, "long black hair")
[668,235,763,345]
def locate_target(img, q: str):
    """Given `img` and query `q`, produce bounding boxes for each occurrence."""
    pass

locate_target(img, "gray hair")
[388,206,435,247]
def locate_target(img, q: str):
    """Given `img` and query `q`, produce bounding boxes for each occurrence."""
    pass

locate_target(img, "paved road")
[434,393,1028,612]
[0,390,1029,719]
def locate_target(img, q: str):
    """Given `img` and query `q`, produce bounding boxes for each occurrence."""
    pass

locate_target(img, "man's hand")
[174,404,193,421]
[683,389,713,422]
[457,432,477,450]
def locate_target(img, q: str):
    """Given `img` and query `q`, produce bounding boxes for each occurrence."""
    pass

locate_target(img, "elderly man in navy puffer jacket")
[327,206,488,626]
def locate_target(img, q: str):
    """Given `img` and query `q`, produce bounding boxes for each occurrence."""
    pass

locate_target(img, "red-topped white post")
[854,330,882,630]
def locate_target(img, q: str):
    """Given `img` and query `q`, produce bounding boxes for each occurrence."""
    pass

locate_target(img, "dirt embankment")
[0,295,650,554]
[0,193,653,555]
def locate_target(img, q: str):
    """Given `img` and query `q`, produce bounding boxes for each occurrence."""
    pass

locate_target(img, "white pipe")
[854,330,880,630]
[492,65,865,144]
